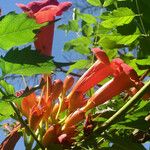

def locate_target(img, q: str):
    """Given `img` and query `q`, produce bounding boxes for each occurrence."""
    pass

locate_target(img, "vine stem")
[96,79,150,133]
[135,0,147,35]
[9,102,45,150]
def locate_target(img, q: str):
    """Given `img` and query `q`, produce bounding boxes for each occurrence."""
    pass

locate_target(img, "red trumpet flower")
[17,0,72,56]
[63,48,149,129]
[69,48,113,96]
[82,58,145,112]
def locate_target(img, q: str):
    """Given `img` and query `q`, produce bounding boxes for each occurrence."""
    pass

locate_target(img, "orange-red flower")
[20,77,63,130]
[17,0,72,56]
[69,48,113,95]
[63,48,149,129]
[18,48,149,146]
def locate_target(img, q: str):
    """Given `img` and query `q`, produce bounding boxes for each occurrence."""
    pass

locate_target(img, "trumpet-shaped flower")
[62,48,149,130]
[69,48,113,96]
[17,0,72,56]
[20,77,63,130]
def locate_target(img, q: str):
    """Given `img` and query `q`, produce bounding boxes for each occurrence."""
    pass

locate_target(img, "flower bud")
[63,75,74,93]
[62,109,85,130]
[51,79,63,100]
[42,125,60,147]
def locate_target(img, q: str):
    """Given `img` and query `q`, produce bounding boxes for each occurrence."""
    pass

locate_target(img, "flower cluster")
[20,48,149,148]
[15,0,150,149]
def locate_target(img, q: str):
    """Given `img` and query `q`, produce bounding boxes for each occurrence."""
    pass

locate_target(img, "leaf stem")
[96,79,150,133]
[9,102,45,150]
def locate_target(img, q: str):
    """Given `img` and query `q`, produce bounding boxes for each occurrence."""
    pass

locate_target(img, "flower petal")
[17,0,59,14]
[82,72,135,111]
[35,23,54,56]
[29,105,44,130]
[21,93,37,118]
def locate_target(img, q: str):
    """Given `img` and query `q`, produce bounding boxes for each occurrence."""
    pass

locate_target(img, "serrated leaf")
[58,20,79,33]
[64,36,91,54]
[87,0,102,6]
[67,60,90,73]
[112,101,150,131]
[80,13,97,24]
[0,59,55,76]
[100,7,136,28]
[103,34,139,45]
[0,12,46,50]
[0,46,55,76]
[2,46,52,65]
[0,101,14,122]
[99,31,140,46]
[54,61,75,68]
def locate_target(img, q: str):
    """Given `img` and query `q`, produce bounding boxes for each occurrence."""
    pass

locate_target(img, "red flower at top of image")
[17,0,72,56]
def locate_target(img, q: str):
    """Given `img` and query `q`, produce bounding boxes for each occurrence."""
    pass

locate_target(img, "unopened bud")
[62,109,85,130]
[42,125,60,147]
[51,79,63,100]
[63,75,74,93]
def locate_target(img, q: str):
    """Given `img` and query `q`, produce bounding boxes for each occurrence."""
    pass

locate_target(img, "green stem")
[135,0,147,35]
[96,79,150,133]
[9,102,45,150]
[55,97,63,120]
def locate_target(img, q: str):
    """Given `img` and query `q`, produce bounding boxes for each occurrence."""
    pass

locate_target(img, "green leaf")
[99,37,118,49]
[0,59,55,76]
[87,0,102,6]
[104,133,146,150]
[64,36,91,54]
[99,30,140,47]
[136,57,150,70]
[79,13,97,24]
[103,0,116,7]
[128,57,150,75]
[0,101,14,122]
[100,7,136,28]
[103,0,126,7]
[0,80,15,96]
[112,101,150,131]
[2,46,52,65]
[68,60,90,73]
[0,46,55,76]
[128,101,150,118]
[54,61,75,68]
[0,12,46,50]
[58,20,79,33]
[82,24,93,37]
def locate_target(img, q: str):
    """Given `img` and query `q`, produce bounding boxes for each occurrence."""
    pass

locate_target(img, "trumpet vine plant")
[0,0,150,149]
